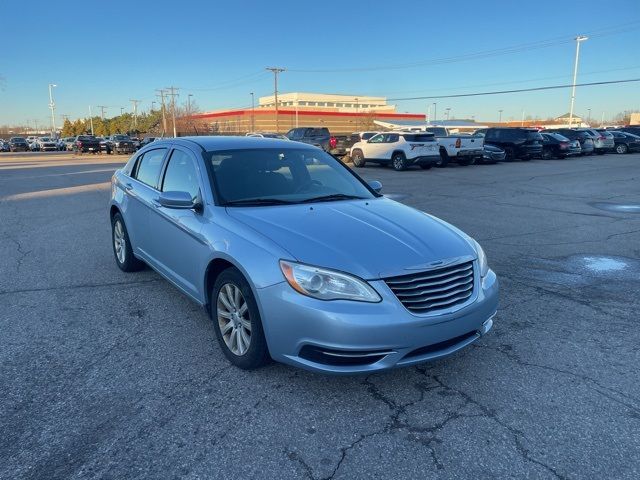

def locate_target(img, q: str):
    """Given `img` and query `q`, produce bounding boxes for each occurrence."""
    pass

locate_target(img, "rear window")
[309,128,329,136]
[525,131,544,140]
[402,133,435,142]
[11,137,26,141]
[77,135,95,141]
[425,127,447,136]
[133,148,167,188]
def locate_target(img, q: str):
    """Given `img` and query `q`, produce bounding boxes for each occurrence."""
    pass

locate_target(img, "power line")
[287,21,640,73]
[386,78,640,101]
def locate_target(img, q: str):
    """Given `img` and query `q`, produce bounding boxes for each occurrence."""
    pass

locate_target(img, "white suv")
[350,132,440,171]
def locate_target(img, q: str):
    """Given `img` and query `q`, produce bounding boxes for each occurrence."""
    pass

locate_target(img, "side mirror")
[157,191,200,209]
[368,180,382,194]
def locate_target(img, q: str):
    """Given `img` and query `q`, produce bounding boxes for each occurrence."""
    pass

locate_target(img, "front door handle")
[124,182,133,191]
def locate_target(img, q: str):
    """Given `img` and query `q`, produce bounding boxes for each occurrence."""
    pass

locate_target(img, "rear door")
[147,146,209,300]
[125,147,169,260]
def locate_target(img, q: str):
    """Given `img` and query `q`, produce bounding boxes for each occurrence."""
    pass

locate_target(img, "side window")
[485,129,497,140]
[385,134,399,143]
[161,149,200,201]
[133,148,167,188]
[368,134,385,143]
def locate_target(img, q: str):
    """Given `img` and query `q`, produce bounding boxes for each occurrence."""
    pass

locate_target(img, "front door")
[147,147,210,301]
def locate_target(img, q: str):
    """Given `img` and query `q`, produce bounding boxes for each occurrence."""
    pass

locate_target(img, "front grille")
[385,260,474,314]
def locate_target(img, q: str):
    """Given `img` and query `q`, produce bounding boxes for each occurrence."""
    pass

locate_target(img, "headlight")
[279,260,381,302]
[470,239,489,277]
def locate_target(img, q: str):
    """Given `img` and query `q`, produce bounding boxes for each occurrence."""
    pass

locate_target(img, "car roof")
[149,135,317,152]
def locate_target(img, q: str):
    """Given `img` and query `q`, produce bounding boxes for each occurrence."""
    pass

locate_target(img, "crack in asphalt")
[4,235,32,273]
[473,343,640,414]
[0,278,160,296]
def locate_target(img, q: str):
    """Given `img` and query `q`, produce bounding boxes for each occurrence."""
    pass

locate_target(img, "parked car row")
[342,125,640,171]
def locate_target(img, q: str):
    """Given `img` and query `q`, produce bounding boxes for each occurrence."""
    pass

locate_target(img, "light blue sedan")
[109,137,498,374]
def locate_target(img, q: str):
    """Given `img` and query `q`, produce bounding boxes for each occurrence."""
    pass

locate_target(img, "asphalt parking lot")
[1,151,639,479]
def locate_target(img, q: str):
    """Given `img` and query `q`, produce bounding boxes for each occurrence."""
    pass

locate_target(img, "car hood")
[226,197,476,279]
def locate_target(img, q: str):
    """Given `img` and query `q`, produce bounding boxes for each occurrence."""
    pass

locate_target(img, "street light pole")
[48,83,57,137]
[587,108,591,125]
[88,106,94,135]
[445,108,451,121]
[433,103,437,124]
[250,92,255,131]
[568,35,588,127]
[498,109,503,123]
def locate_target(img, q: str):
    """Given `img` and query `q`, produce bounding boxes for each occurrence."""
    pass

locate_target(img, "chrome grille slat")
[399,283,473,303]
[394,276,473,296]
[385,260,474,314]
[403,290,474,311]
[385,264,473,285]
[389,270,473,291]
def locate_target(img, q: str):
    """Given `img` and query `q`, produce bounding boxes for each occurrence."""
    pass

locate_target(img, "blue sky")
[1,0,639,125]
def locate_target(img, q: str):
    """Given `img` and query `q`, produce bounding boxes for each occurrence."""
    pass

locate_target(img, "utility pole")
[355,97,359,131]
[600,111,605,127]
[48,83,57,137]
[96,105,107,121]
[130,99,141,129]
[568,35,588,127]
[498,109,503,123]
[250,92,255,132]
[265,67,285,133]
[587,108,591,125]
[165,86,179,137]
[187,94,194,133]
[432,103,437,125]
[88,106,94,135]
[155,89,168,136]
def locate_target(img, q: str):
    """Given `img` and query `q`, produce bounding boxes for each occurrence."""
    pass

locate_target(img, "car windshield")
[206,148,376,206]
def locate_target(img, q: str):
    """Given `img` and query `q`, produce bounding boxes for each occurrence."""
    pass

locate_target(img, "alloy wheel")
[217,283,252,356]
[113,220,126,264]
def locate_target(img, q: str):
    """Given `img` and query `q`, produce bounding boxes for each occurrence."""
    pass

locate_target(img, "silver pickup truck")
[423,127,484,167]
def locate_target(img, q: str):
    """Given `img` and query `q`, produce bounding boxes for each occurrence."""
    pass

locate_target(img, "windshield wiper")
[223,198,296,206]
[300,194,366,204]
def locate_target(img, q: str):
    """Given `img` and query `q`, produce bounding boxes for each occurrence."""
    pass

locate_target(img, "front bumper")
[256,269,499,374]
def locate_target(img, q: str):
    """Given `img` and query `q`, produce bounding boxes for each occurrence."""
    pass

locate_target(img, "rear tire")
[210,267,270,370]
[615,144,628,154]
[437,149,449,168]
[541,148,553,160]
[351,150,366,167]
[392,152,407,171]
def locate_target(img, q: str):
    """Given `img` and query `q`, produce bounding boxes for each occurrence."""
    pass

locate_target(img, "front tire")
[392,152,407,171]
[111,212,144,272]
[211,268,270,369]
